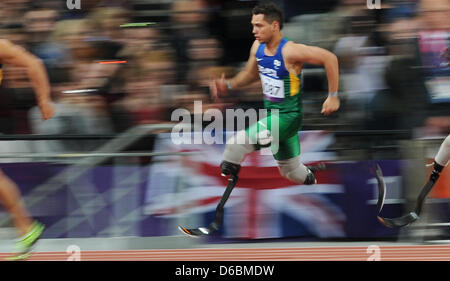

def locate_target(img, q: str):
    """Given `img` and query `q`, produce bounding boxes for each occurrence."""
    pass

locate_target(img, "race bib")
[260,74,285,101]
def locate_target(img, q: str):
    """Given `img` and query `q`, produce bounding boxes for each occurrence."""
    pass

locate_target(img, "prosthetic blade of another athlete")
[377,163,441,228]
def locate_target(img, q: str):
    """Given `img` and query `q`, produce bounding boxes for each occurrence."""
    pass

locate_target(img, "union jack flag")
[144,131,346,239]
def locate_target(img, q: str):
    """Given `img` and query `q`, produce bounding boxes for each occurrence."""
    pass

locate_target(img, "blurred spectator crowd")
[0,0,448,141]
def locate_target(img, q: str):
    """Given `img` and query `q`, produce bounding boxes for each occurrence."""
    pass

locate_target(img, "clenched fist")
[321,96,340,116]
[209,73,229,101]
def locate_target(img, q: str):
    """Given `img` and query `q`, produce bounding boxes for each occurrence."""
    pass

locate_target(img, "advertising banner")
[1,132,445,239]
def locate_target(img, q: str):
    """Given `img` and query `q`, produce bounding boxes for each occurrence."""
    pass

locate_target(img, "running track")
[1,244,450,261]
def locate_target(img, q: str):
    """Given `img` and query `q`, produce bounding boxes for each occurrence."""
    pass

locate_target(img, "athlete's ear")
[272,20,280,31]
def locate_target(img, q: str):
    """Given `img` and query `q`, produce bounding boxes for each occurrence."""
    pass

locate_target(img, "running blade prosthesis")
[178,175,238,237]
[377,212,419,228]
[178,224,218,237]
[373,164,386,214]
[376,166,440,228]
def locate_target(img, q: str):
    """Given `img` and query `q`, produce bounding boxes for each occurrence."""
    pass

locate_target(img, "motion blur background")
[0,0,448,245]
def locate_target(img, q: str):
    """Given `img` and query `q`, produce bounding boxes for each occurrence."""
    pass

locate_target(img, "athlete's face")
[251,14,278,43]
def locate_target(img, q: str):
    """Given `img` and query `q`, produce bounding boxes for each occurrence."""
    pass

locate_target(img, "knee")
[277,158,316,185]
[278,164,292,179]
[278,159,301,183]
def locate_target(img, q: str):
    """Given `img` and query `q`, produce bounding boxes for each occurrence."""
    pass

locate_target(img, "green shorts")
[245,111,303,160]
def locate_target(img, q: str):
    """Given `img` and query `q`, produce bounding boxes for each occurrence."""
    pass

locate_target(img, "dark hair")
[252,1,284,30]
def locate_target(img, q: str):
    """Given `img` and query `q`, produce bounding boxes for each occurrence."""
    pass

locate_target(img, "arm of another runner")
[210,40,260,100]
[0,39,54,120]
[284,43,339,116]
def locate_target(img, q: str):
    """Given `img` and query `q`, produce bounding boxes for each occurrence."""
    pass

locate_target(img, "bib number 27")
[263,82,281,97]
[261,75,284,100]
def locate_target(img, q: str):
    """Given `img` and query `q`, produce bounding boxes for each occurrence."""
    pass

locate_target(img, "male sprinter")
[179,1,339,236]
[0,39,55,259]
[377,46,450,228]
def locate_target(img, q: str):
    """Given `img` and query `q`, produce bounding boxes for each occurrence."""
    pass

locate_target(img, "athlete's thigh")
[246,113,301,152]
[272,133,300,161]
[246,114,286,148]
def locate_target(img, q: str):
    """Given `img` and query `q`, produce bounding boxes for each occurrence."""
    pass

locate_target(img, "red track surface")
[1,244,450,261]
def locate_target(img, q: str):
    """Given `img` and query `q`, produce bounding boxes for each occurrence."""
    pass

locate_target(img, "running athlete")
[0,39,55,259]
[377,46,450,228]
[211,2,339,185]
[179,2,339,236]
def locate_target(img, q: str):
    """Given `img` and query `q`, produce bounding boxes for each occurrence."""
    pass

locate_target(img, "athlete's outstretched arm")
[285,43,340,116]
[210,40,260,100]
[0,39,54,120]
